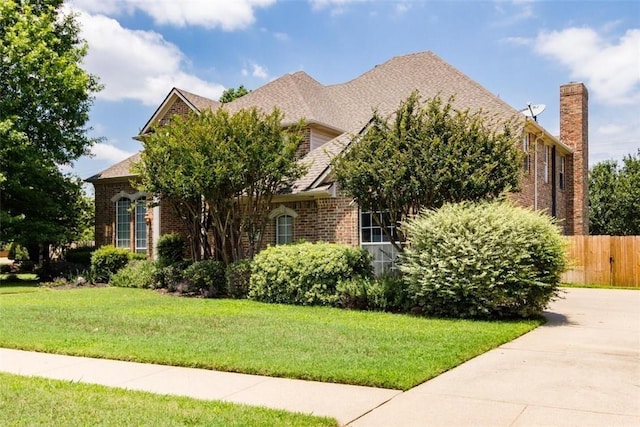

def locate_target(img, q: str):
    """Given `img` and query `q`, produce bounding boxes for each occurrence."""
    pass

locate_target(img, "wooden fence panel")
[562,235,640,287]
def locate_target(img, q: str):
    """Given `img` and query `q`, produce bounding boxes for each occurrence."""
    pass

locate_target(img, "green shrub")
[400,201,567,319]
[225,259,252,299]
[335,277,386,310]
[249,242,373,306]
[182,260,226,297]
[90,245,132,283]
[0,264,12,274]
[153,261,191,292]
[35,261,86,282]
[110,260,157,289]
[65,246,96,266]
[156,233,185,267]
[17,260,35,273]
[378,271,412,313]
[8,242,29,261]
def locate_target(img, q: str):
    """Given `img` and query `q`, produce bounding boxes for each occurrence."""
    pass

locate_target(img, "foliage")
[35,261,87,282]
[156,233,185,267]
[400,201,566,319]
[136,107,305,263]
[219,85,251,103]
[90,245,132,283]
[0,0,101,255]
[335,277,386,311]
[64,246,96,266]
[7,242,29,261]
[0,287,540,390]
[182,259,226,297]
[225,259,252,299]
[249,242,373,306]
[0,373,337,427]
[109,260,156,289]
[152,261,191,292]
[589,149,640,235]
[332,92,522,251]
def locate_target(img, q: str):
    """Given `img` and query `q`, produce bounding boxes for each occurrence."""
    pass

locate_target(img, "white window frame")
[559,155,566,190]
[523,133,531,173]
[544,145,550,183]
[134,198,147,253]
[115,198,131,249]
[113,193,147,253]
[268,205,298,245]
[360,210,399,275]
[275,215,293,245]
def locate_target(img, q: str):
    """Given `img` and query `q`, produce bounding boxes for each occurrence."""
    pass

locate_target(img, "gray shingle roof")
[89,51,523,191]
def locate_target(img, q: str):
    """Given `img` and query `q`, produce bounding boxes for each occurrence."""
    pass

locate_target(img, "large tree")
[332,92,522,251]
[136,108,305,263]
[0,0,100,259]
[589,150,640,235]
[219,85,250,103]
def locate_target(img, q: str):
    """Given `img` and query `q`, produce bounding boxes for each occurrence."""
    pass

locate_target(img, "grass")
[561,283,639,290]
[0,287,541,390]
[0,372,336,427]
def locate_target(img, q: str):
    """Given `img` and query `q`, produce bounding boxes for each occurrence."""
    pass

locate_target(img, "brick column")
[560,83,589,235]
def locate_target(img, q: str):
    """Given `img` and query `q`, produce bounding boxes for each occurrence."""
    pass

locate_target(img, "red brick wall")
[560,83,589,235]
[158,98,192,126]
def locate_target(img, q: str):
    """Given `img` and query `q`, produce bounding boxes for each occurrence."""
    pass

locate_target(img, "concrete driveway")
[350,288,640,426]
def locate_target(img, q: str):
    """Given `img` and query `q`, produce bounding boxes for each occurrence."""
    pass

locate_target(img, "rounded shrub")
[90,245,132,283]
[110,260,157,289]
[156,233,185,267]
[400,201,567,319]
[182,259,226,297]
[65,246,96,266]
[225,259,252,299]
[249,242,373,306]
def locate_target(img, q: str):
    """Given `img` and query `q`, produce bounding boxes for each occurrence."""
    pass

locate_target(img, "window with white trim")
[116,198,131,249]
[114,195,147,253]
[544,145,550,183]
[276,214,293,245]
[522,133,531,173]
[559,155,566,190]
[135,198,147,253]
[360,210,399,275]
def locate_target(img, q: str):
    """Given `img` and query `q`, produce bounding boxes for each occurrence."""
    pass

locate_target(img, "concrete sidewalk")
[1,288,639,426]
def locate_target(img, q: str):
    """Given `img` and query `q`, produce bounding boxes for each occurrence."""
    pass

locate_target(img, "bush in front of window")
[400,201,567,319]
[65,246,96,266]
[249,242,373,306]
[225,259,252,299]
[109,260,156,289]
[90,245,132,283]
[335,277,386,310]
[156,233,185,267]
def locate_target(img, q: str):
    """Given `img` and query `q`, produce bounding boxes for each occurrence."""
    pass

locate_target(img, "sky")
[64,0,640,186]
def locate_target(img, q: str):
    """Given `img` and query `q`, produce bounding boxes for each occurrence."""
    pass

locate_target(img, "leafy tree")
[219,85,250,103]
[0,0,100,259]
[589,150,640,235]
[136,108,305,263]
[332,91,522,252]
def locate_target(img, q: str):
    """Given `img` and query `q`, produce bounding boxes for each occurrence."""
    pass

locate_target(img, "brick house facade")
[88,52,589,272]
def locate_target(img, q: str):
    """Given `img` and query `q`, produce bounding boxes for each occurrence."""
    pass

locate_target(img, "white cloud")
[251,63,269,79]
[91,143,134,162]
[597,124,627,136]
[77,11,224,105]
[534,27,640,105]
[309,0,367,14]
[70,0,276,30]
[492,0,535,26]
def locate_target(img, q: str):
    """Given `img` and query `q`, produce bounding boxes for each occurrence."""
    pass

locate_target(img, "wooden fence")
[561,235,640,287]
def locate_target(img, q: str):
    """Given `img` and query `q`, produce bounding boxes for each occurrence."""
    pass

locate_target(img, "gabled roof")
[89,51,532,191]
[86,152,141,182]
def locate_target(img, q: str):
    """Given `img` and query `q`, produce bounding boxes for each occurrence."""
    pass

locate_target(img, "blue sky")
[65,0,640,185]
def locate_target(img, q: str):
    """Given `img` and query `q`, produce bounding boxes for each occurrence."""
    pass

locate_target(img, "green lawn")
[0,372,336,427]
[0,286,541,390]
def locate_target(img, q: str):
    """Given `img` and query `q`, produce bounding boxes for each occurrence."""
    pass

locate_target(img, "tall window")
[135,198,147,253]
[559,155,566,190]
[276,215,293,245]
[115,196,147,253]
[115,198,131,249]
[522,133,531,173]
[360,211,399,275]
[544,145,551,183]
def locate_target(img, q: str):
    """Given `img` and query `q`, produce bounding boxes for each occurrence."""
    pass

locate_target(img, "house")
[87,51,588,273]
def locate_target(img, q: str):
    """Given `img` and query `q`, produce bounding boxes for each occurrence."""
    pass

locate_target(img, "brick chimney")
[560,82,589,235]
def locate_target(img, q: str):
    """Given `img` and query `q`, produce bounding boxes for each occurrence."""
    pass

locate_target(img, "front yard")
[0,285,540,390]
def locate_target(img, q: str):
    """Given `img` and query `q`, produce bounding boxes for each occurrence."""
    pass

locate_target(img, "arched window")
[276,215,293,245]
[268,205,298,245]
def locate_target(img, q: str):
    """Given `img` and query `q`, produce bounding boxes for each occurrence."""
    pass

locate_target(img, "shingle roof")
[90,51,523,190]
[86,152,141,182]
